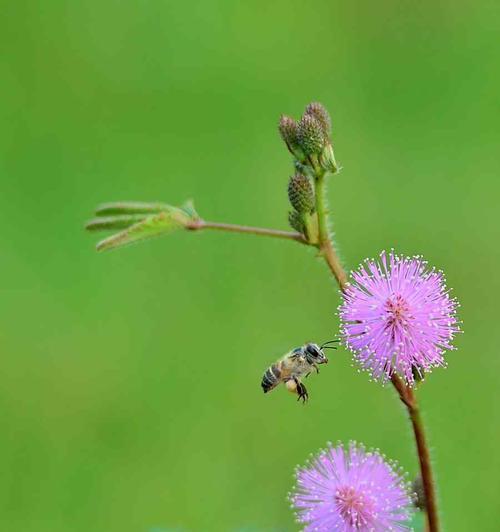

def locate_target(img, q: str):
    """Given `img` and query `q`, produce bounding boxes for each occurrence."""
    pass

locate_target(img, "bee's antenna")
[320,339,340,348]
[322,346,337,350]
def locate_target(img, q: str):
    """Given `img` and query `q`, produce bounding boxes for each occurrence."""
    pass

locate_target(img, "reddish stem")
[391,375,440,532]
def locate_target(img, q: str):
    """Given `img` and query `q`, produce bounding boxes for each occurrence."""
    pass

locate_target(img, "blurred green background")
[0,1,498,530]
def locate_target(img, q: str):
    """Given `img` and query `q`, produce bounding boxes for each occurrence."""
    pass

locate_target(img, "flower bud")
[288,210,305,234]
[305,102,331,138]
[297,114,325,157]
[279,115,303,159]
[319,143,339,174]
[288,174,315,214]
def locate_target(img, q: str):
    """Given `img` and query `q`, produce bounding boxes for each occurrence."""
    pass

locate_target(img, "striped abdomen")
[261,363,282,393]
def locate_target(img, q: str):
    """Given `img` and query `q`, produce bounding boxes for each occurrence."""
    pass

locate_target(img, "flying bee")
[261,340,338,403]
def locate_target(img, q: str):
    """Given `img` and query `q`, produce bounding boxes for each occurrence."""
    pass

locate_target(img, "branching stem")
[187,220,307,244]
[89,136,440,532]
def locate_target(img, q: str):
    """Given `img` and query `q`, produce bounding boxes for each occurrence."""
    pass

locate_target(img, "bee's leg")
[298,383,309,403]
[313,363,320,374]
[294,378,309,404]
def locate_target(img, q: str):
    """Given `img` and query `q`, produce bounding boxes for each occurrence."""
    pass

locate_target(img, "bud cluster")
[278,102,338,174]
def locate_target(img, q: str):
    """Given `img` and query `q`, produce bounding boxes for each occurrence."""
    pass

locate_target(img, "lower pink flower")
[290,442,414,531]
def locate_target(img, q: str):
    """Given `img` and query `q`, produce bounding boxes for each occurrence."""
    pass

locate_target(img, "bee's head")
[304,343,330,365]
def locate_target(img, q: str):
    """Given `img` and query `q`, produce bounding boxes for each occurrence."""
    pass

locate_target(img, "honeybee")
[261,341,337,403]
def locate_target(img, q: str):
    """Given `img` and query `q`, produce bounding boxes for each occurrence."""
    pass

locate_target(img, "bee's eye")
[306,344,320,357]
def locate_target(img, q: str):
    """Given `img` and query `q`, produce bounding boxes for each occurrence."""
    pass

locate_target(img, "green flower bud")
[305,102,331,137]
[288,210,305,234]
[319,142,339,174]
[279,115,303,159]
[297,114,325,157]
[288,174,315,214]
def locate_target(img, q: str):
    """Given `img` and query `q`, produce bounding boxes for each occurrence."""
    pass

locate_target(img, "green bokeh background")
[1,1,498,530]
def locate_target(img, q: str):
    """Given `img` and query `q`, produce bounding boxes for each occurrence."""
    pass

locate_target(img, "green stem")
[314,173,348,289]
[391,375,440,532]
[187,220,307,244]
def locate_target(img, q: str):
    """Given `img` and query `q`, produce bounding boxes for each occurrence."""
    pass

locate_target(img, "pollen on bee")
[286,380,298,394]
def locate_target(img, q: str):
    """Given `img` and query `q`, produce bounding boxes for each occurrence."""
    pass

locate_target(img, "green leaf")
[85,214,148,232]
[95,202,199,252]
[94,201,170,216]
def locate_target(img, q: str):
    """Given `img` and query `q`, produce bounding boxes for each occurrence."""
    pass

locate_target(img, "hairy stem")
[314,173,348,289]
[187,220,307,244]
[391,375,440,532]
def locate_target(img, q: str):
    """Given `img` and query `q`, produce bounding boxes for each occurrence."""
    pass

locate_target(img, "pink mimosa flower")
[340,251,460,385]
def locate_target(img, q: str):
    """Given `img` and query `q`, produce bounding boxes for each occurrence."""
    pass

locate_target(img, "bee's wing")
[280,347,302,362]
[278,348,304,379]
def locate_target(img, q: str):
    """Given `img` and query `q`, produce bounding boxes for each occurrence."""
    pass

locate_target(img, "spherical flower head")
[340,250,460,386]
[290,442,414,531]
